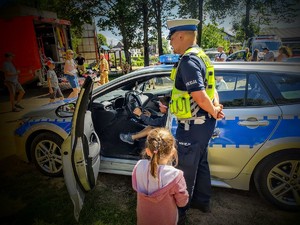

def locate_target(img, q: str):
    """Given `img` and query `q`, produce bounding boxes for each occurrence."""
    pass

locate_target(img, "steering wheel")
[125,91,142,119]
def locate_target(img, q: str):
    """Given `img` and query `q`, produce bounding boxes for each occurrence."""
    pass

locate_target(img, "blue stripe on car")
[15,119,72,136]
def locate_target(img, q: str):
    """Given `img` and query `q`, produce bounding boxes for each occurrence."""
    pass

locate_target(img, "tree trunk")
[198,0,204,46]
[157,1,163,56]
[244,0,251,40]
[142,2,150,66]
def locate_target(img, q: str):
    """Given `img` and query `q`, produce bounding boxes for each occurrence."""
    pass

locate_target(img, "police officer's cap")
[166,19,200,40]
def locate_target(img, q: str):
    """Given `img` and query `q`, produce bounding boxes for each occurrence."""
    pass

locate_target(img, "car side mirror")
[55,102,76,118]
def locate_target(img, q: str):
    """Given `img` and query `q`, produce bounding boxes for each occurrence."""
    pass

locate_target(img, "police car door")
[61,76,100,221]
[210,72,281,179]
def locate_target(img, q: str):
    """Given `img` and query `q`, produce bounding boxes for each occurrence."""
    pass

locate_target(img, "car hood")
[21,98,76,120]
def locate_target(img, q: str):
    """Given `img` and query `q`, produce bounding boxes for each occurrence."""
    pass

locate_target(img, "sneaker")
[120,133,134,144]
[15,104,24,109]
[12,107,21,112]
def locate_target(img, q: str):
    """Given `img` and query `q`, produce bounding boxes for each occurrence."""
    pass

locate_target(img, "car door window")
[144,76,173,92]
[217,73,247,107]
[261,73,300,104]
[246,74,273,106]
[216,72,273,107]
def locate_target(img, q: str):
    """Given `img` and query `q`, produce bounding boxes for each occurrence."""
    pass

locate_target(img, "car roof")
[213,61,300,73]
[143,61,300,74]
[93,62,300,97]
[97,62,300,88]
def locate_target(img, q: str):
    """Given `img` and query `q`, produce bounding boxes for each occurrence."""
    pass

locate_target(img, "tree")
[205,0,300,41]
[178,0,205,45]
[162,37,172,54]
[202,23,230,49]
[179,0,299,44]
[97,33,108,46]
[139,0,151,66]
[151,0,177,55]
[232,17,259,43]
[97,0,142,65]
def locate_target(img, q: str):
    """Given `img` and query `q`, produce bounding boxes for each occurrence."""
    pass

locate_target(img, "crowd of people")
[215,44,293,62]
[1,50,113,111]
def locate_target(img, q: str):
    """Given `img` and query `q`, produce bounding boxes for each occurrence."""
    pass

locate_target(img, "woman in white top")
[64,49,79,98]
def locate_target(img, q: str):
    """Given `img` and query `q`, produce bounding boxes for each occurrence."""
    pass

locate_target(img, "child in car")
[120,96,170,144]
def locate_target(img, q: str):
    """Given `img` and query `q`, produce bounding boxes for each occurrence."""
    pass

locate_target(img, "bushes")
[131,56,144,67]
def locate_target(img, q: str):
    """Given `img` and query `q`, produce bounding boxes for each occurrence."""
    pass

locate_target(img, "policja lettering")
[186,80,197,86]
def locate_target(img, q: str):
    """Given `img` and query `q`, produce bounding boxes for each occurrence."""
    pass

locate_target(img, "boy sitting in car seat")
[120,96,170,144]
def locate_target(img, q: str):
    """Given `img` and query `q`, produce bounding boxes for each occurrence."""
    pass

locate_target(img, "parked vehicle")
[0,7,72,85]
[245,35,282,59]
[15,62,300,217]
[204,49,219,61]
[226,50,247,61]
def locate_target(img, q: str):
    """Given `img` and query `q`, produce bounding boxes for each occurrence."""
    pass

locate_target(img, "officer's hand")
[217,110,225,120]
[212,105,224,120]
[217,104,224,119]
[133,108,142,116]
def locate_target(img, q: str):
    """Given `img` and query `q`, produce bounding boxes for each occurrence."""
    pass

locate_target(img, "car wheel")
[30,132,64,177]
[254,151,300,211]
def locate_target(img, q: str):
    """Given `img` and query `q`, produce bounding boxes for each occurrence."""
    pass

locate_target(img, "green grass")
[1,156,300,225]
[0,157,136,225]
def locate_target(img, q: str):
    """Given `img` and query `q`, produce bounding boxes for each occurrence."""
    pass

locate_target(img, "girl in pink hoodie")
[132,128,189,225]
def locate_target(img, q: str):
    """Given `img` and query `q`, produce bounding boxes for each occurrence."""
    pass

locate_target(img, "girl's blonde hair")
[145,128,178,178]
[66,49,74,54]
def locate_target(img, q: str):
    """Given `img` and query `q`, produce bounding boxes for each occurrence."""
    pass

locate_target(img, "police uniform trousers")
[176,115,216,208]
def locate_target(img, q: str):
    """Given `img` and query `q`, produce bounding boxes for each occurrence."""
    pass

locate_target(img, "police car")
[15,62,300,219]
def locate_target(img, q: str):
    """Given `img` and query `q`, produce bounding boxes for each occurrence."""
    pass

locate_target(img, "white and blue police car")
[15,62,300,218]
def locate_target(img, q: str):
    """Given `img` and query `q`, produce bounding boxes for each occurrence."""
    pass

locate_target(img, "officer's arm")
[191,90,220,119]
[214,89,220,106]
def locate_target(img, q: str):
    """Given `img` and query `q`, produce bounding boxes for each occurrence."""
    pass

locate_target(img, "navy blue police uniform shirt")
[175,49,208,115]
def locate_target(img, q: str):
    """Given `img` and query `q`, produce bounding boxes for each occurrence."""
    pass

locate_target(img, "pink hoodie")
[132,160,189,225]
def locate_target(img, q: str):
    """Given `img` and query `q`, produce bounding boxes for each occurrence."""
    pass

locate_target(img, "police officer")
[167,19,224,222]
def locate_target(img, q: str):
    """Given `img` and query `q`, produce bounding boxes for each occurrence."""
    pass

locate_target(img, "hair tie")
[153,150,158,154]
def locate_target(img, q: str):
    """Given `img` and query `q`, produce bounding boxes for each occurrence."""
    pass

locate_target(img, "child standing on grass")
[132,128,189,225]
[47,60,64,103]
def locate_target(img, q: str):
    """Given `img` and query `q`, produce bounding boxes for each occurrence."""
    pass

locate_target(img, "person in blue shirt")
[120,96,170,144]
[167,18,224,224]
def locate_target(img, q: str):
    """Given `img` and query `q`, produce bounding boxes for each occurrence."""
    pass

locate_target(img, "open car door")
[61,76,100,221]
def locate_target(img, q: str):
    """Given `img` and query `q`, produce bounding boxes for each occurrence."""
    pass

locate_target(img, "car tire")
[30,132,64,177]
[254,150,300,211]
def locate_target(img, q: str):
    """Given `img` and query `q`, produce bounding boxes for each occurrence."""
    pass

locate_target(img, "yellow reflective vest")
[170,47,215,119]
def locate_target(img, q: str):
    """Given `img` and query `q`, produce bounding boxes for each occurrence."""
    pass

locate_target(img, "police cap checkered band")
[166,19,200,39]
